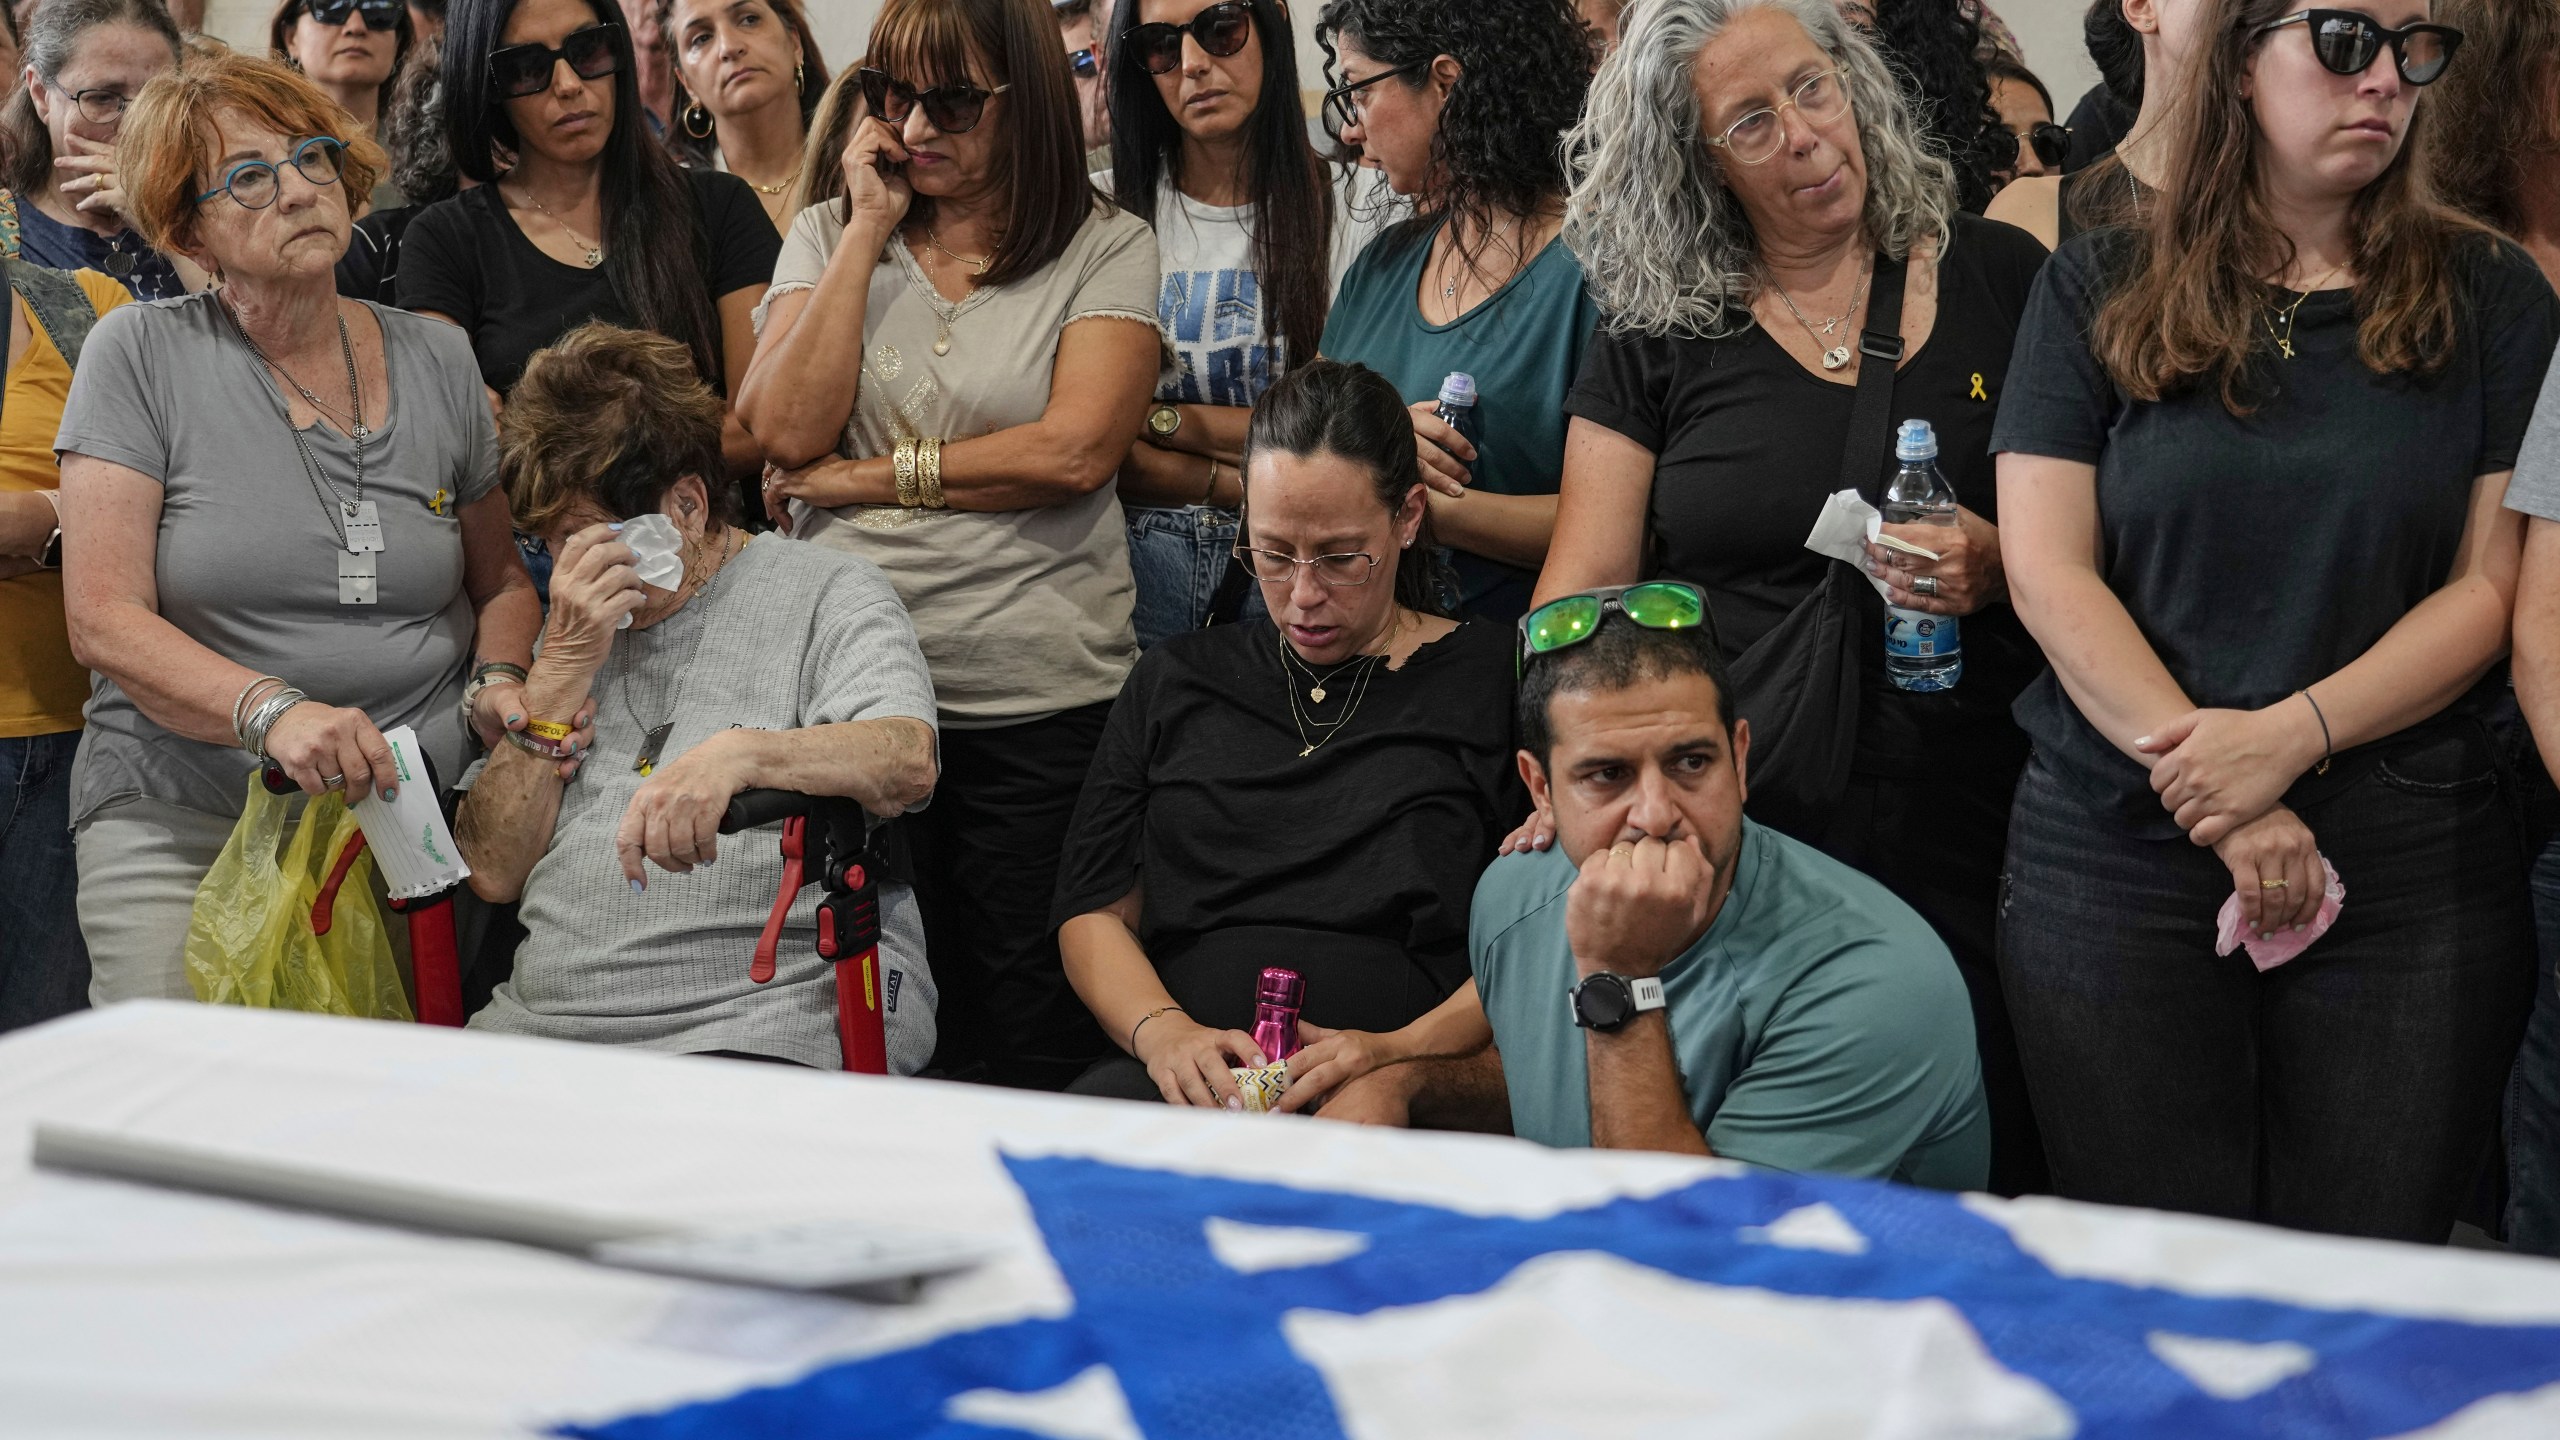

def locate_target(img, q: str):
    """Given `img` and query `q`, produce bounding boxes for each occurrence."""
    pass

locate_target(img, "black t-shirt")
[336,204,416,306]
[1990,227,2560,833]
[393,168,780,392]
[1564,212,2049,772]
[1050,618,1526,1031]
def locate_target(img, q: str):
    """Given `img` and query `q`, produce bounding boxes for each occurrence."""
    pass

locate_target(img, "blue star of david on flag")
[564,1154,2560,1439]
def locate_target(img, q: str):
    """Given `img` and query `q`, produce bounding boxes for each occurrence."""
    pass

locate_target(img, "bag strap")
[1836,252,1909,503]
[12,259,98,371]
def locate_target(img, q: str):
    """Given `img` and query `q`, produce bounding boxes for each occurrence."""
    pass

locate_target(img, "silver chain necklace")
[222,298,368,544]
[1766,257,1873,371]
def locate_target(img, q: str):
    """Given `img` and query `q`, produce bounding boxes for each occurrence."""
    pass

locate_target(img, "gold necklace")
[927,228,992,275]
[511,185,602,267]
[2262,259,2349,360]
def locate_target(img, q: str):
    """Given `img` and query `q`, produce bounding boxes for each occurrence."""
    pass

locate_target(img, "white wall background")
[200,0,2100,141]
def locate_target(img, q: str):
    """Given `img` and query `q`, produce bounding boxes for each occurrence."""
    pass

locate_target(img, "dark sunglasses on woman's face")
[1983,120,2069,171]
[303,0,403,30]
[1067,46,1100,79]
[858,66,1011,134]
[488,22,623,100]
[1122,0,1253,76]
[2256,9,2462,86]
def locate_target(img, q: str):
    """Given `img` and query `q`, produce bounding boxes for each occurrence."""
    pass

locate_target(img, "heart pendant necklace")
[1768,258,1872,372]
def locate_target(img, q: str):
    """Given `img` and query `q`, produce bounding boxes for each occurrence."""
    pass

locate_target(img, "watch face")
[1147,405,1180,437]
[1574,974,1635,1030]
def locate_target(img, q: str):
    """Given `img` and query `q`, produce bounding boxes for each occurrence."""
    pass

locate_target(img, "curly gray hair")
[1563,0,1954,338]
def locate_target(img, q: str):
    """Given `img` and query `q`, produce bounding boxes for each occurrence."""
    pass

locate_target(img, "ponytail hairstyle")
[4,0,183,198]
[1242,358,1447,619]
[2090,0,2490,415]
[1103,0,1334,372]
[2087,0,2144,110]
[443,0,726,394]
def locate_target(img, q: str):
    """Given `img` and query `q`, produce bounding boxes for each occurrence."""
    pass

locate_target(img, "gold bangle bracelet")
[1200,455,1221,506]
[919,435,946,509]
[893,437,921,508]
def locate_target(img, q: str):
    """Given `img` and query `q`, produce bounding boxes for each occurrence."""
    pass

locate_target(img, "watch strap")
[1626,975,1666,1013]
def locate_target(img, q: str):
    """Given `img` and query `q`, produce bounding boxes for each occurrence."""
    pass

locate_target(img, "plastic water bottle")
[1249,967,1305,1063]
[1432,373,1481,481]
[1882,418,1962,692]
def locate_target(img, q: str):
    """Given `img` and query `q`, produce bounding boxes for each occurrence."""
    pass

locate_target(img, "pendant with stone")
[1309,684,1327,703]
[1821,345,1852,371]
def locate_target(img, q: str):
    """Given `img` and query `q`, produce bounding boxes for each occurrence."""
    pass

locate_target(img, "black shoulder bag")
[1718,253,1906,841]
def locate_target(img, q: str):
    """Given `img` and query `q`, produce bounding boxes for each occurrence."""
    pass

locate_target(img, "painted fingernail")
[629,877,646,894]
[608,522,624,531]
[1223,1097,1242,1112]
[2293,924,2305,932]
[506,713,523,726]
[381,785,397,801]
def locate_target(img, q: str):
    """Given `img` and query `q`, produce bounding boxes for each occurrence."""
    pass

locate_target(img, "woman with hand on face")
[1056,360,1523,1108]
[1,0,183,298]
[735,0,1161,1090]
[57,51,540,1005]
[1099,0,1385,647]
[657,0,828,233]
[1314,0,1600,625]
[399,0,777,488]
[270,0,416,210]
[1532,0,2049,1194]
[1996,0,2546,1241]
[458,324,940,1069]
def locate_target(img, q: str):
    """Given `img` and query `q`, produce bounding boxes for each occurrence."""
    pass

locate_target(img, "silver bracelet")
[243,688,309,762]
[230,674,288,749]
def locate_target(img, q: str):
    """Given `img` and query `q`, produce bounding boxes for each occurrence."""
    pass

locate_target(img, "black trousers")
[909,702,1113,1090]
[1999,725,2535,1242]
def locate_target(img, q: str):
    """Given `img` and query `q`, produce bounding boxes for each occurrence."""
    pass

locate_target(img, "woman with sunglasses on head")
[735,0,1160,1090]
[0,0,183,298]
[55,51,539,1005]
[1055,359,1523,1109]
[1099,0,1386,648]
[656,0,828,233]
[1986,0,2203,250]
[270,0,415,210]
[1313,0,1599,626]
[1531,0,2051,1194]
[399,0,778,486]
[1996,0,2547,1241]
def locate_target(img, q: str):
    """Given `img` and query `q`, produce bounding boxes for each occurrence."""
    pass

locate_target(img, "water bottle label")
[1884,606,1960,660]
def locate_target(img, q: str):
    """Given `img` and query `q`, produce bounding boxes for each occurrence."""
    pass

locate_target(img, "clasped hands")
[2138,699,2332,937]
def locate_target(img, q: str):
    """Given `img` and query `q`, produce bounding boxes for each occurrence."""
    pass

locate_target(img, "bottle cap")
[1437,372,1478,407]
[1894,418,1938,462]
[1255,967,1304,1009]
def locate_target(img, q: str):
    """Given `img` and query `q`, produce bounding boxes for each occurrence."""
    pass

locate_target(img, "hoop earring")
[682,99,714,139]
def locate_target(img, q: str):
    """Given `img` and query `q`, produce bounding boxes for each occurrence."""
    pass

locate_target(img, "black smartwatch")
[1568,971,1667,1033]
[37,523,63,570]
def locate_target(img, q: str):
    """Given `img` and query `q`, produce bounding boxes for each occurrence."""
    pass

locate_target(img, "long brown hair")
[2425,0,2560,235]
[791,58,863,214]
[863,0,1094,286]
[2091,0,2490,414]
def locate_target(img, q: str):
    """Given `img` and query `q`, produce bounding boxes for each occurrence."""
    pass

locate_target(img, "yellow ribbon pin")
[429,488,451,516]
[1968,373,1989,402]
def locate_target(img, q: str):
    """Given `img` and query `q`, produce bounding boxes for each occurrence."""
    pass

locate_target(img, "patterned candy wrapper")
[1229,1061,1290,1114]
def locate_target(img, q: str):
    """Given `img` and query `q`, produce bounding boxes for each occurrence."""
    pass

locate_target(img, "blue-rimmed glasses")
[194,136,346,209]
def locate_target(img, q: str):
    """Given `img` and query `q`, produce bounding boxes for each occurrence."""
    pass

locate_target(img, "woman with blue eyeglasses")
[54,51,542,1007]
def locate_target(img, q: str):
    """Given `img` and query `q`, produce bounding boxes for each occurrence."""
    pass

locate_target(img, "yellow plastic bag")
[183,772,413,1021]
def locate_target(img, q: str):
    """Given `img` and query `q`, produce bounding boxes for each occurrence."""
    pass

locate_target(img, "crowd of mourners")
[3,0,2559,1258]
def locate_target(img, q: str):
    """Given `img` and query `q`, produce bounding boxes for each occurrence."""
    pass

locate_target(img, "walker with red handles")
[260,762,466,1027]
[719,789,894,1075]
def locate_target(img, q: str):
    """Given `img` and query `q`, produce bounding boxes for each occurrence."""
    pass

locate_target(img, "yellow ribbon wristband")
[524,718,575,742]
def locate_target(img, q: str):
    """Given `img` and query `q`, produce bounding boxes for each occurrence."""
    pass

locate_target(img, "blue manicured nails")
[629,877,645,894]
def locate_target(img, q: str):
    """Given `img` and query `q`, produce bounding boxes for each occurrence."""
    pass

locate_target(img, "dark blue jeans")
[2509,837,2560,1255]
[0,729,89,1032]
[1999,722,2534,1242]
[1126,505,1260,651]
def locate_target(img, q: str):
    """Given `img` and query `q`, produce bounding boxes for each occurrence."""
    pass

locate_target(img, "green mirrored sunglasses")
[1517,582,1711,674]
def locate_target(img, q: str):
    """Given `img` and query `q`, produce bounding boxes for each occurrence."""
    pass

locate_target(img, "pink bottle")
[1249,967,1306,1063]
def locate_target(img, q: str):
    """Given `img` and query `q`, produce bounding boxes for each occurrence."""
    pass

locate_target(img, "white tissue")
[1801,489,1942,601]
[616,512,686,629]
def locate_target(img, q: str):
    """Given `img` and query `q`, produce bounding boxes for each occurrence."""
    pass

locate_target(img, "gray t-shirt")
[755,199,1159,727]
[2502,338,2560,521]
[470,535,942,1072]
[54,294,500,825]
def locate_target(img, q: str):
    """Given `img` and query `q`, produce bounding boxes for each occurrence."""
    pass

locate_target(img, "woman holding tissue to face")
[56,51,540,1005]
[1993,0,2549,1239]
[457,324,941,1070]
[1529,0,2050,1194]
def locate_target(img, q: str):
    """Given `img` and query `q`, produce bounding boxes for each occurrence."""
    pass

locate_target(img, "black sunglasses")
[858,66,1011,134]
[1321,60,1421,145]
[2256,10,2462,86]
[302,0,403,29]
[1983,120,2069,171]
[1067,45,1100,79]
[1122,1,1254,76]
[488,23,622,100]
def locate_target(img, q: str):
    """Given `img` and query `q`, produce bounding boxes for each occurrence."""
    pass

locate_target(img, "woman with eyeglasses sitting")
[0,0,186,298]
[1097,0,1387,648]
[1312,0,1599,626]
[269,0,415,209]
[654,0,829,233]
[55,50,538,1005]
[398,0,778,490]
[1054,359,1523,1108]
[1532,0,2050,1194]
[736,0,1161,1090]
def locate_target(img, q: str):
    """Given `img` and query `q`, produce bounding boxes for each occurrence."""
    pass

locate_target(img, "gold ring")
[2259,878,2289,890]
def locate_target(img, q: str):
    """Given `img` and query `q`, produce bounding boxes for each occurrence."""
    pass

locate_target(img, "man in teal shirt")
[1286,596,1988,1189]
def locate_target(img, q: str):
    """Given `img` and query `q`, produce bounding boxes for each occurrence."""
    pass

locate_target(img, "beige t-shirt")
[758,198,1160,727]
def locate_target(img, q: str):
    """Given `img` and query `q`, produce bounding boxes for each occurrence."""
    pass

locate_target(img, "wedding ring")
[2258,878,2289,890]
[322,773,346,789]
[1912,576,1939,597]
